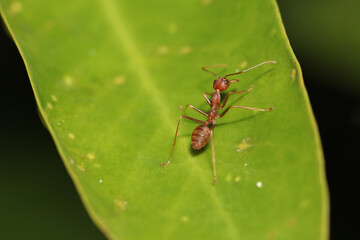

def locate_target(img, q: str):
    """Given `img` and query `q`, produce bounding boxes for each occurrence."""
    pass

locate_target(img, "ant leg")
[219,105,273,118]
[161,115,205,167]
[186,104,208,117]
[210,128,217,184]
[203,92,212,106]
[219,85,254,109]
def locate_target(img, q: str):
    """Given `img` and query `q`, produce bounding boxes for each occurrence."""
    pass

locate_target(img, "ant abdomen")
[191,125,211,150]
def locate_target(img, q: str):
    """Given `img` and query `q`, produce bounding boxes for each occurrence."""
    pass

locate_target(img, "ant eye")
[224,80,228,84]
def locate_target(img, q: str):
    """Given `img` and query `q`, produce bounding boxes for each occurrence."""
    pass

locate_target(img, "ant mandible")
[161,61,277,184]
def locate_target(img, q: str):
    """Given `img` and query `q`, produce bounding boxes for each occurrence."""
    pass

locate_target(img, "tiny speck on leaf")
[46,102,53,109]
[51,95,58,102]
[114,199,128,210]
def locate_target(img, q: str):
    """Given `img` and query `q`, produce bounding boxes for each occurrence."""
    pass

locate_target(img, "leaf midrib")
[100,0,239,238]
[100,0,172,126]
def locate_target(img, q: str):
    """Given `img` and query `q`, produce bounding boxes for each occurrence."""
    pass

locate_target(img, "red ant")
[161,61,276,184]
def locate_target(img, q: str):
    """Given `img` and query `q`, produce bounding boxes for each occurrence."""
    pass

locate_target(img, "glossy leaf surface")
[0,0,328,239]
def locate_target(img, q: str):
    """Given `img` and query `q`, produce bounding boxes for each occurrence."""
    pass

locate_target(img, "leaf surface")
[0,0,328,239]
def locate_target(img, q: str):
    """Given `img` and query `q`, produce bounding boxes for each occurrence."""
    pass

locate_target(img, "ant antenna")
[225,61,277,78]
[202,64,229,78]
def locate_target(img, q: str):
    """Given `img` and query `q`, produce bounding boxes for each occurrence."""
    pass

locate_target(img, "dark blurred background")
[0,1,358,239]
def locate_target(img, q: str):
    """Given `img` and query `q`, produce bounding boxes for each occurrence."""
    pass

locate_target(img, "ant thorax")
[211,91,221,109]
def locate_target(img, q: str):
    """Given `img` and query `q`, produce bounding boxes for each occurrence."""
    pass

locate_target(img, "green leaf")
[0,0,329,239]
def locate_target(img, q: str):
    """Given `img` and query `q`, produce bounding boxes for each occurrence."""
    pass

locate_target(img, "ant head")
[203,61,277,92]
[213,77,239,92]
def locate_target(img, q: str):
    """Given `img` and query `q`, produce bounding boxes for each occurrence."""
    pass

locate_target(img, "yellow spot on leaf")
[63,75,73,86]
[51,95,58,102]
[236,138,252,152]
[180,46,192,55]
[181,216,189,222]
[240,61,248,68]
[46,102,53,109]
[77,164,86,172]
[235,176,241,182]
[8,1,23,15]
[68,133,75,140]
[156,45,169,55]
[114,76,125,85]
[291,68,296,79]
[87,153,95,160]
[114,199,128,210]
